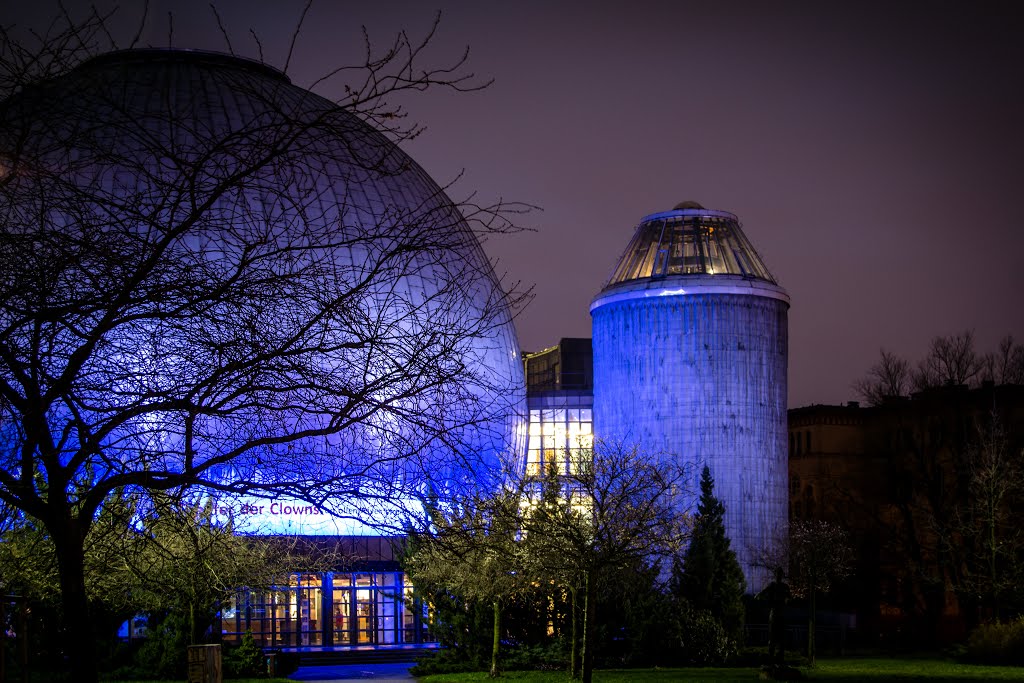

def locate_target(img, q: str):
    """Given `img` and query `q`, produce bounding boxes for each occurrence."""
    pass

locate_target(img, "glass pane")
[377,588,397,644]
[355,588,375,644]
[333,587,351,645]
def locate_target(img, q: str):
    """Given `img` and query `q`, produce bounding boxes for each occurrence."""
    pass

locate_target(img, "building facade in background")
[218,538,430,649]
[790,384,1024,645]
[523,338,594,477]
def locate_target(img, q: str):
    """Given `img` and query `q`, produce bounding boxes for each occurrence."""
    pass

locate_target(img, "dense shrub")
[598,561,680,667]
[411,642,567,676]
[129,612,188,679]
[223,630,264,678]
[409,649,481,676]
[500,642,568,671]
[963,618,1024,665]
[675,604,738,665]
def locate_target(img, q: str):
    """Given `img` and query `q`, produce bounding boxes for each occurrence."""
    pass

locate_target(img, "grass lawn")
[419,657,1024,682]
[420,671,755,682]
[808,658,1024,680]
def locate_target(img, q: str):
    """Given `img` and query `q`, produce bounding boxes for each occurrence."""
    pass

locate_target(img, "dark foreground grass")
[807,657,1024,680]
[420,671,758,683]
[419,657,1024,682]
[4,674,294,683]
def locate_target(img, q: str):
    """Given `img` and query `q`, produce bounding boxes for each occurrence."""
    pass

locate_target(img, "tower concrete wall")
[591,287,788,591]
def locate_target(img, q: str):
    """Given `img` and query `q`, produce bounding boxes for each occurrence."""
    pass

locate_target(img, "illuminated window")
[607,210,777,284]
[525,399,593,476]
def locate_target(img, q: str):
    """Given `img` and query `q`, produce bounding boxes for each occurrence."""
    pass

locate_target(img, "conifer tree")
[672,465,746,643]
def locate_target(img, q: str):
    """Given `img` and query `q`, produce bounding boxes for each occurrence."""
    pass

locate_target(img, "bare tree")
[789,519,852,667]
[119,492,344,649]
[980,336,1024,386]
[405,483,525,678]
[853,348,910,406]
[521,443,687,683]
[943,413,1024,620]
[912,331,984,391]
[2,489,338,676]
[0,12,525,681]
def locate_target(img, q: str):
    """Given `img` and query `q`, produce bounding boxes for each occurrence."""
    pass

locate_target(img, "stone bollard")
[187,644,222,683]
[266,652,278,676]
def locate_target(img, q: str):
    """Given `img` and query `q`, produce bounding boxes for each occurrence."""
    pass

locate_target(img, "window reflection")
[608,211,775,285]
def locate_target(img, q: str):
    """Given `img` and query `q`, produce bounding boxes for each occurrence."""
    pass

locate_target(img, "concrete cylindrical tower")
[590,202,788,592]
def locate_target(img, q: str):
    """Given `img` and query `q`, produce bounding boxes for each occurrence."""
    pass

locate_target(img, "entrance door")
[270,589,294,647]
[354,574,376,644]
[355,587,376,644]
[331,585,351,645]
[293,574,323,646]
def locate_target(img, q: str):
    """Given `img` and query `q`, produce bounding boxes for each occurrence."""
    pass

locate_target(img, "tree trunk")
[490,599,501,678]
[989,510,999,619]
[570,586,580,679]
[581,571,596,683]
[807,584,817,667]
[190,601,198,646]
[51,520,99,683]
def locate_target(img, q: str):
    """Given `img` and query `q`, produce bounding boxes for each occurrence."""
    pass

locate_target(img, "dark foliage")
[962,618,1024,665]
[672,465,747,644]
[128,612,189,679]
[223,630,265,678]
[673,603,738,665]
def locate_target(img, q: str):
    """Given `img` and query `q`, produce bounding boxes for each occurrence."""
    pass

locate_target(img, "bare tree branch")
[853,348,910,406]
[0,11,526,681]
[284,0,314,75]
[912,330,983,391]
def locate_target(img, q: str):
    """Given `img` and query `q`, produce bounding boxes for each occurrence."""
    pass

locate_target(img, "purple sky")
[9,1,1024,408]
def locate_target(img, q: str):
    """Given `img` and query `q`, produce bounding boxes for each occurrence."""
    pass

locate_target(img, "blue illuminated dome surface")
[591,203,789,592]
[0,50,524,535]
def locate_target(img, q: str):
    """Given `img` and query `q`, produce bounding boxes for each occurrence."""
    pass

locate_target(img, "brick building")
[789,383,1024,645]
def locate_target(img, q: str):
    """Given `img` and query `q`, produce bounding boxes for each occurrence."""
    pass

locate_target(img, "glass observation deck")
[606,202,777,287]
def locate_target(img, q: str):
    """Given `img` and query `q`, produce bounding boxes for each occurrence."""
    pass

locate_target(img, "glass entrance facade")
[221,571,429,648]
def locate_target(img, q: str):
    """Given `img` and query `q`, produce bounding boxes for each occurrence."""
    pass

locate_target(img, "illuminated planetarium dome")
[0,49,524,534]
[590,202,789,591]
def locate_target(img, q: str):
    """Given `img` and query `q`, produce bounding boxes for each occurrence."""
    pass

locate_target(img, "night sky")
[7,1,1024,408]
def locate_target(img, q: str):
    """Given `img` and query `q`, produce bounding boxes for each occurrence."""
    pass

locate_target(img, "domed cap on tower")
[604,202,778,288]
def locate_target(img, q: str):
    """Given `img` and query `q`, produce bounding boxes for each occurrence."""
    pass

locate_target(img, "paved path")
[289,661,416,681]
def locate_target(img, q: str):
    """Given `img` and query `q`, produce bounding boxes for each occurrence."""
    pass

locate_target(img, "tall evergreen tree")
[672,465,746,642]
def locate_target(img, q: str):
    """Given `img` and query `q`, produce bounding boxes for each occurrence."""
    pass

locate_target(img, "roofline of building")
[590,274,790,312]
[78,48,291,84]
[639,207,740,223]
